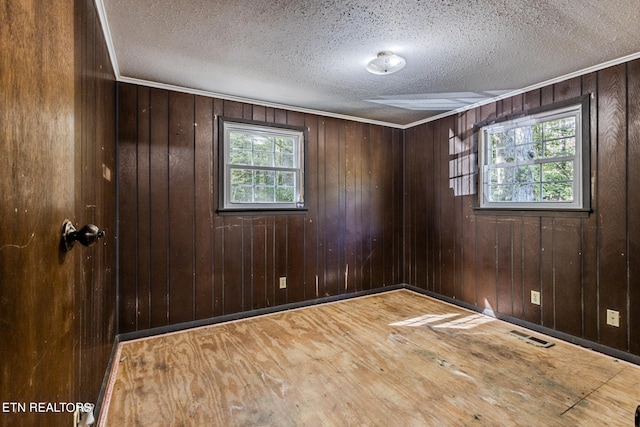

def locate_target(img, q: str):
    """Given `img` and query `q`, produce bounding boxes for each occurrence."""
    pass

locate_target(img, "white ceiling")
[98,0,640,128]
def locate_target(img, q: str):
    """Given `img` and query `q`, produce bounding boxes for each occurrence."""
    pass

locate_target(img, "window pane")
[479,103,583,208]
[514,165,539,183]
[531,141,543,159]
[275,153,294,167]
[531,123,543,142]
[229,132,252,150]
[544,137,575,157]
[252,136,274,152]
[254,186,275,202]
[229,150,251,165]
[231,169,252,185]
[489,167,501,184]
[542,182,573,201]
[223,120,304,209]
[491,131,506,148]
[514,183,540,202]
[542,161,573,182]
[254,170,275,185]
[253,152,274,167]
[490,184,511,202]
[231,185,252,203]
[493,147,504,164]
[543,117,576,139]
[275,137,294,153]
[277,171,295,187]
[276,187,294,202]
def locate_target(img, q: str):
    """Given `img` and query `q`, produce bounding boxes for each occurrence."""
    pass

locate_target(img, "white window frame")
[477,98,589,211]
[219,118,305,211]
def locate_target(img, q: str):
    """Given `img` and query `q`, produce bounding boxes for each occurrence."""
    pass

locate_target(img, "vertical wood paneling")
[540,218,555,327]
[627,59,640,355]
[118,86,402,332]
[496,219,514,316]
[551,77,584,336]
[596,64,628,349]
[521,217,542,324]
[452,115,465,299]
[405,125,423,287]
[421,123,435,289]
[382,128,402,285]
[118,84,139,333]
[318,118,329,295]
[431,120,443,293]
[220,101,245,315]
[393,128,404,284]
[511,218,524,318]
[439,118,456,297]
[360,123,372,290]
[475,217,497,309]
[403,60,640,358]
[212,98,225,316]
[303,116,320,299]
[243,217,253,309]
[323,118,342,295]
[286,111,307,302]
[76,0,117,413]
[553,218,583,336]
[460,110,477,304]
[345,121,357,292]
[474,104,498,310]
[194,95,214,319]
[369,125,386,287]
[581,72,599,342]
[149,89,170,327]
[136,87,151,330]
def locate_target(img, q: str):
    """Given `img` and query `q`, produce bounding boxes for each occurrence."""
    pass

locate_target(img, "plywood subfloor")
[101,290,640,426]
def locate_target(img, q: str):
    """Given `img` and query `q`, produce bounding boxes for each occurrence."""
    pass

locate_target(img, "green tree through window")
[221,119,305,211]
[478,100,587,210]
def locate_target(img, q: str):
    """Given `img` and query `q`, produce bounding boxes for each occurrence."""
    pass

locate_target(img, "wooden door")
[0,1,116,425]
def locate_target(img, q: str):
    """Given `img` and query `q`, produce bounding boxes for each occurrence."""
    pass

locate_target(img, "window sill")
[217,207,308,216]
[473,207,591,218]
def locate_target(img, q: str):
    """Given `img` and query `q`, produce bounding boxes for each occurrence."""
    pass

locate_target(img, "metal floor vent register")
[509,330,554,348]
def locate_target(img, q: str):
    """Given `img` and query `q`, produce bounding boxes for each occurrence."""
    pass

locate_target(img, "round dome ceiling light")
[366,51,406,75]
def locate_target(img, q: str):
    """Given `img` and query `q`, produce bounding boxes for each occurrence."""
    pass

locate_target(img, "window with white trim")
[220,118,305,211]
[478,99,589,210]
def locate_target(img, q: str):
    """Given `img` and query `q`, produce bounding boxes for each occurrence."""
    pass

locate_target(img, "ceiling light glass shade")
[366,51,406,75]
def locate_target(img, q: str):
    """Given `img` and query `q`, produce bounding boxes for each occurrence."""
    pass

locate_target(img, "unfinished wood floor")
[101,290,640,426]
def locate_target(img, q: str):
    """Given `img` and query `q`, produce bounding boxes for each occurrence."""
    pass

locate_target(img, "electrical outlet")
[606,309,620,327]
[279,277,287,289]
[530,290,541,305]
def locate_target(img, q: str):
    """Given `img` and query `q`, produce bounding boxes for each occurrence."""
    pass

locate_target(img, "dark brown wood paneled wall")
[75,0,117,411]
[0,0,116,425]
[405,59,640,358]
[117,84,403,333]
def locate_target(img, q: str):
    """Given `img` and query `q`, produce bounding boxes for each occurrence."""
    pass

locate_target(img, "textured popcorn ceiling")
[100,0,640,126]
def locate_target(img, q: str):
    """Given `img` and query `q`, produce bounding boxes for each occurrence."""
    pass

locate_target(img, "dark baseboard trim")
[117,284,404,343]
[404,284,640,366]
[94,335,121,421]
[114,283,639,366]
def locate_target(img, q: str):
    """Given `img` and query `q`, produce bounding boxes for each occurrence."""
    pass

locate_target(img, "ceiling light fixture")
[366,51,406,75]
